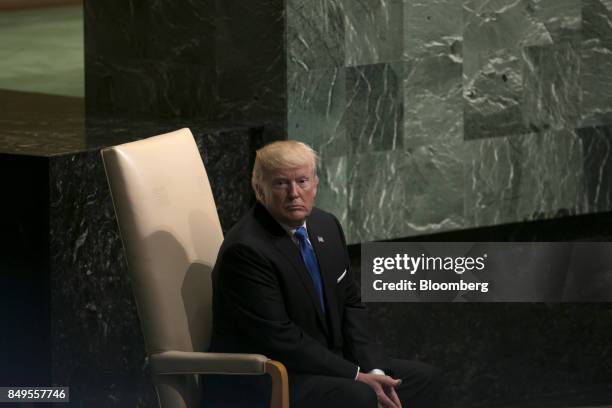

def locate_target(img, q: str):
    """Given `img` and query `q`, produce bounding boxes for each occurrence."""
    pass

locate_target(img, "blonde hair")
[251,140,319,188]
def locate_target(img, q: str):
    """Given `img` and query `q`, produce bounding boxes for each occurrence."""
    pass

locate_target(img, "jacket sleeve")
[216,243,359,378]
[333,216,390,372]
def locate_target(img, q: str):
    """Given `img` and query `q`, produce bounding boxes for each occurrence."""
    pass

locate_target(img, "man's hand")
[356,371,402,408]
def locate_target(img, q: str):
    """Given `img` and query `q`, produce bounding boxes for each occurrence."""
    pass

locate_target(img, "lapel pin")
[317,236,324,243]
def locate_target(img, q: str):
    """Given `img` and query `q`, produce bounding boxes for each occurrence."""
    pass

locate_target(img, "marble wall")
[84,0,285,138]
[84,0,612,243]
[287,0,612,244]
[0,117,261,407]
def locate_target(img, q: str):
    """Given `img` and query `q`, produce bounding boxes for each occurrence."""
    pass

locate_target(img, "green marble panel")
[463,0,554,139]
[465,130,585,228]
[288,67,347,158]
[576,126,612,212]
[580,50,612,127]
[403,0,463,60]
[285,0,612,243]
[404,54,463,148]
[522,41,581,132]
[463,0,553,78]
[531,0,581,42]
[287,0,345,72]
[315,155,349,236]
[583,0,612,47]
[463,50,528,139]
[580,0,612,127]
[347,143,466,243]
[346,62,403,154]
[344,0,403,66]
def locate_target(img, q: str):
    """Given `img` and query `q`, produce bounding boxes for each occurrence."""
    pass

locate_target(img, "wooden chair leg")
[265,360,289,408]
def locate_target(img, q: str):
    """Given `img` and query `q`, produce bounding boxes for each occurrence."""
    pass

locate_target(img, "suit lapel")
[273,236,328,333]
[307,217,341,345]
[254,203,330,336]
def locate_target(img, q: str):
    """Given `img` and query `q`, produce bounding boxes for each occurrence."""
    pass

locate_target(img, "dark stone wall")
[49,148,152,407]
[349,212,612,408]
[369,303,612,408]
[84,0,286,140]
[0,124,260,407]
[47,127,257,407]
[4,138,612,407]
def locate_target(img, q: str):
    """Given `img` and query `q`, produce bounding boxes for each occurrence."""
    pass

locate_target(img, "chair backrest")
[101,128,223,357]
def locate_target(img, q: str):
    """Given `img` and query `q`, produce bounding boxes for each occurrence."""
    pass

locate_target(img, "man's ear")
[253,181,264,203]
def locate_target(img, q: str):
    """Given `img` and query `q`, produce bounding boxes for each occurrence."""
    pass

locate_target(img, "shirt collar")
[277,220,307,238]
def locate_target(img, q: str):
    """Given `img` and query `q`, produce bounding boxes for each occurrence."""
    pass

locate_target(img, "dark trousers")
[203,359,442,408]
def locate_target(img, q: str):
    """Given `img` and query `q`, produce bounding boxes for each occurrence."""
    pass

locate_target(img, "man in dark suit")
[209,141,442,408]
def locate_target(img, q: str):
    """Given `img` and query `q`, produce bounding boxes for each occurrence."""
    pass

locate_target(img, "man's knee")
[414,363,444,407]
[394,359,442,388]
[413,362,443,396]
[290,375,379,408]
[345,381,378,408]
[390,359,444,407]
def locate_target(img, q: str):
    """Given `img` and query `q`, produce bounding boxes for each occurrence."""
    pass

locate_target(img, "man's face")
[256,165,318,227]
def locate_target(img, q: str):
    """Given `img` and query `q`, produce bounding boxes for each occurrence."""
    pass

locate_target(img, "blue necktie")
[294,227,325,313]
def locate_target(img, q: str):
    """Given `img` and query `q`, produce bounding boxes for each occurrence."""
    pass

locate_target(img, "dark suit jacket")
[209,203,389,378]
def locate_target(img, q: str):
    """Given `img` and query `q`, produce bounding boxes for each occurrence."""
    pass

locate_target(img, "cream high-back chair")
[101,128,288,408]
